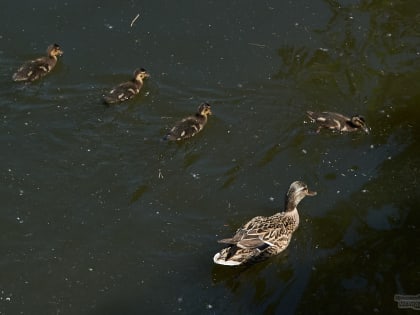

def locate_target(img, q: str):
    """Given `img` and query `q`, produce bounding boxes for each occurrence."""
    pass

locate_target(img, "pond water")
[0,0,419,314]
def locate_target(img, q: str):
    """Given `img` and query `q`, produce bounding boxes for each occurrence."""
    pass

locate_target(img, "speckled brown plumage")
[12,44,63,82]
[306,111,369,134]
[164,103,212,141]
[103,68,150,105]
[213,181,317,266]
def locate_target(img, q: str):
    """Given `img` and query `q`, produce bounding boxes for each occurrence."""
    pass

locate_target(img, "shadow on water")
[296,72,420,314]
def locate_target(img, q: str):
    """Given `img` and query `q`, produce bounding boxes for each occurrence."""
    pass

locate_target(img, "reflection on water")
[0,0,419,314]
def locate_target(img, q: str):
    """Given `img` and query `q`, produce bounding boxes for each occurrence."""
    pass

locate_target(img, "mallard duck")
[306,111,369,134]
[103,68,150,105]
[12,44,63,82]
[213,181,317,266]
[164,103,212,141]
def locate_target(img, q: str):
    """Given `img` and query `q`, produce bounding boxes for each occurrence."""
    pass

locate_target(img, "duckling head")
[133,68,150,82]
[197,103,212,116]
[350,115,369,134]
[284,181,317,211]
[47,44,64,58]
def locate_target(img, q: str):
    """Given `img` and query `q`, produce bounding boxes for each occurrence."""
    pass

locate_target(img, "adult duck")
[213,181,317,266]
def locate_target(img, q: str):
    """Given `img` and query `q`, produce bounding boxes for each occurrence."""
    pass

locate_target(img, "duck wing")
[13,57,54,82]
[103,81,140,104]
[214,225,290,265]
[218,229,267,249]
[164,116,204,141]
[218,214,288,249]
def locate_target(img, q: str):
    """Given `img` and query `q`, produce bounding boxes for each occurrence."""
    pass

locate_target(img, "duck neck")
[285,204,297,212]
[346,119,359,130]
[284,195,301,212]
[132,78,143,86]
[195,113,207,121]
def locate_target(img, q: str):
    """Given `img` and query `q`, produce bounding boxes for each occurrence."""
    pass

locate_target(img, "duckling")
[12,44,63,82]
[164,103,212,141]
[306,111,369,134]
[213,181,317,266]
[103,68,150,105]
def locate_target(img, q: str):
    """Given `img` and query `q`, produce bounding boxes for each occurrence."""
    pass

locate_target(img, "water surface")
[0,0,419,314]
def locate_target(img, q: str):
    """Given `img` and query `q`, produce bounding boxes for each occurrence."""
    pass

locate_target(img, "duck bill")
[306,190,317,196]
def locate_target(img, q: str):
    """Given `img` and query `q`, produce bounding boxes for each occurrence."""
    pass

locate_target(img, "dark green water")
[1,1,419,314]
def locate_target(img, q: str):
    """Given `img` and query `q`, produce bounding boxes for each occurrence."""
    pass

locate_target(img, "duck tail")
[213,249,243,266]
[306,110,315,118]
[103,96,115,105]
[162,133,176,141]
[12,71,29,82]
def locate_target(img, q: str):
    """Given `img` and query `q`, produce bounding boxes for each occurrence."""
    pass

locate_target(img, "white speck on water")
[206,304,213,310]
[387,156,392,160]
[370,144,374,149]
[19,189,24,196]
[88,267,93,272]
[191,172,200,179]
[105,24,114,29]
[337,190,341,194]
[302,149,307,154]
[269,197,275,201]
[362,189,368,193]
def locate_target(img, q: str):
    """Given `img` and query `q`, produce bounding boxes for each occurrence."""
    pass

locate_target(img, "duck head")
[47,44,63,58]
[350,115,369,134]
[197,103,212,116]
[285,181,317,211]
[134,68,150,82]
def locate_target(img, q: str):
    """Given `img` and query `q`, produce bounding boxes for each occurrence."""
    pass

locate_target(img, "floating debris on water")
[130,13,140,27]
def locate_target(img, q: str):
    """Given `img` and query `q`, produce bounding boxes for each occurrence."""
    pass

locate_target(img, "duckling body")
[103,69,149,105]
[306,111,369,134]
[12,44,63,82]
[213,181,316,266]
[164,103,212,141]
